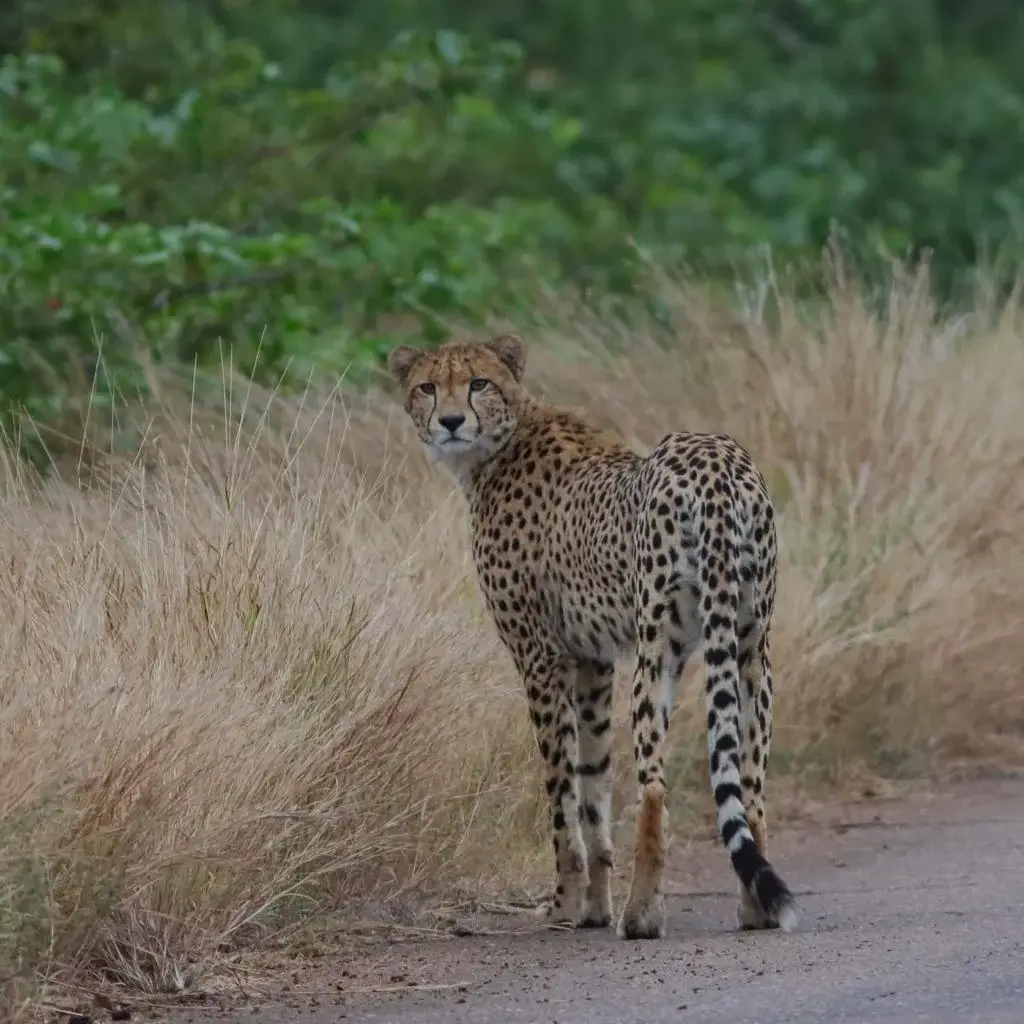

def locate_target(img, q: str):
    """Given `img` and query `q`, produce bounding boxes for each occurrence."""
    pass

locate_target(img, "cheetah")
[388,333,798,939]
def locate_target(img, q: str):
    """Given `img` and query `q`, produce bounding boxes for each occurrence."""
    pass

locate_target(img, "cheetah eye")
[468,377,490,394]
[416,382,436,396]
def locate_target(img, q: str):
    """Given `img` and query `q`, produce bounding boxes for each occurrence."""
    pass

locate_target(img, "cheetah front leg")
[576,658,616,928]
[520,655,589,926]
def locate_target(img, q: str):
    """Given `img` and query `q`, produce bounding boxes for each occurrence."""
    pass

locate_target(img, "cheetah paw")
[617,892,666,940]
[579,901,613,929]
[543,871,588,927]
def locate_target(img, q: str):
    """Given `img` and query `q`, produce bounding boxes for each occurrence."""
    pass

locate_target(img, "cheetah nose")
[438,414,466,434]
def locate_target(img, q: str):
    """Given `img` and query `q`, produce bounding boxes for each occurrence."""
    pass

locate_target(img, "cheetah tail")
[698,550,798,932]
[731,833,799,933]
[705,659,799,930]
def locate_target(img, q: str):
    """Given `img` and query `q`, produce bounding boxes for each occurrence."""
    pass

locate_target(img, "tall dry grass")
[2,266,1024,1014]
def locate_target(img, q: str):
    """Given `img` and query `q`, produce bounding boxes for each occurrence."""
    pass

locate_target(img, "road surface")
[174,779,1024,1024]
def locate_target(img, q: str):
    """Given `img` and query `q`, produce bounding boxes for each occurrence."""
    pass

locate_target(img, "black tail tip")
[753,864,799,933]
[732,838,799,931]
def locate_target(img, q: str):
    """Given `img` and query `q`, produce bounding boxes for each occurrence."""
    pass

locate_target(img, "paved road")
[187,780,1024,1024]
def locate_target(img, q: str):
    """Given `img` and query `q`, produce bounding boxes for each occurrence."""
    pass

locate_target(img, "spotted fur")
[388,334,798,939]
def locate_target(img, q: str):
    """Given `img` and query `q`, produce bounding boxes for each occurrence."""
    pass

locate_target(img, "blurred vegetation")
[2,0,1024,448]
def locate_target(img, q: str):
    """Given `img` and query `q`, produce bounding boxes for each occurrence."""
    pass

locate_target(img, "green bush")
[0,37,646,435]
[3,1,1024,448]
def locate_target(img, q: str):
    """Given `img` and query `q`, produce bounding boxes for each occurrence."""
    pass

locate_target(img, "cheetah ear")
[387,345,422,388]
[485,333,526,382]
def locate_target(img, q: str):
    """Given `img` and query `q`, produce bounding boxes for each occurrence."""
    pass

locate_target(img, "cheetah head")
[387,334,527,481]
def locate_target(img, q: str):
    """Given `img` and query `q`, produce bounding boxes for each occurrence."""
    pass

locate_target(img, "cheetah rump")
[388,334,799,938]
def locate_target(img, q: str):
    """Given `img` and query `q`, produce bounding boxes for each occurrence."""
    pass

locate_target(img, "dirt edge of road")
[62,774,1024,1024]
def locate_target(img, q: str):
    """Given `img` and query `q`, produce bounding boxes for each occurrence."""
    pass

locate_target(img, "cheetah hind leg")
[618,607,696,940]
[522,658,589,927]
[576,658,616,928]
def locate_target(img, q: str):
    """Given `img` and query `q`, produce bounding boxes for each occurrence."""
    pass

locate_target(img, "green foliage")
[3,0,1024,445]
[0,34,647,435]
[0,39,616,427]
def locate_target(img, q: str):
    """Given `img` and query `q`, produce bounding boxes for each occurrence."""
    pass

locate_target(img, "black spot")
[714,782,742,806]
[635,697,656,721]
[712,688,737,709]
[705,646,729,666]
[722,817,743,846]
[579,754,611,776]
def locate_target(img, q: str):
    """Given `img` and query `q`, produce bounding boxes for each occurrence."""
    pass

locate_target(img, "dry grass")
[3,265,1024,1015]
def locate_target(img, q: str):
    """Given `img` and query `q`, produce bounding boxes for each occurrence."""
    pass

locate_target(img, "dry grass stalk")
[2,267,1023,1015]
